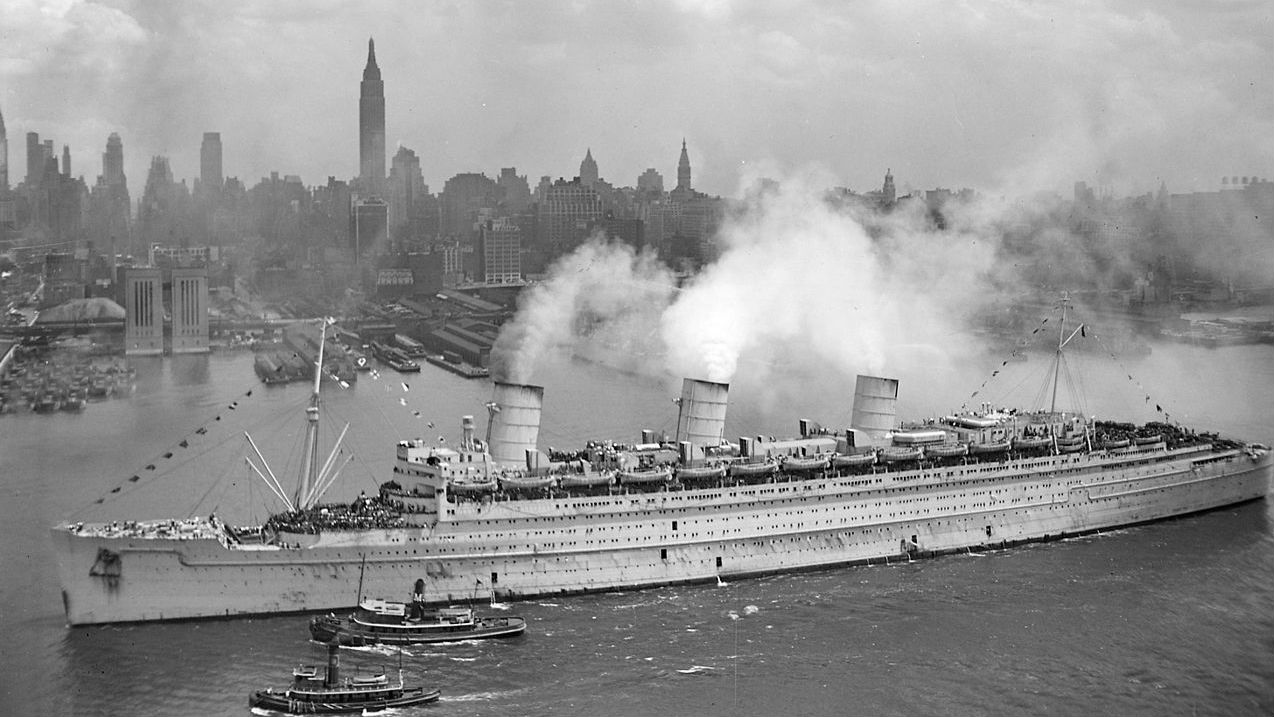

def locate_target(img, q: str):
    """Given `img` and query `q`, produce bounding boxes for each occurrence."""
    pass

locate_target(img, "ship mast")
[1049,294,1086,414]
[295,319,329,509]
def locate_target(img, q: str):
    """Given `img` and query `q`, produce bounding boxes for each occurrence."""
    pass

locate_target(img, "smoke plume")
[490,235,676,384]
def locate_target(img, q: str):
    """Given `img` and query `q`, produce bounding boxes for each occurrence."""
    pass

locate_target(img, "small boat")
[832,452,876,470]
[1135,434,1163,446]
[924,443,968,459]
[880,446,923,462]
[248,640,440,714]
[618,466,673,485]
[32,393,60,413]
[676,464,727,484]
[558,471,614,490]
[781,455,830,473]
[1099,437,1131,450]
[728,460,777,481]
[60,390,87,412]
[310,596,526,647]
[967,440,1011,455]
[448,478,497,496]
[1011,435,1051,451]
[499,474,556,492]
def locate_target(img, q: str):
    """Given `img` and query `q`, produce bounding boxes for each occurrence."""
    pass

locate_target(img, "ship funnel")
[675,378,729,462]
[851,375,899,445]
[487,382,544,466]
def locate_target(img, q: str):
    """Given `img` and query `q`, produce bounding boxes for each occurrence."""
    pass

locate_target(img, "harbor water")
[1,342,1272,716]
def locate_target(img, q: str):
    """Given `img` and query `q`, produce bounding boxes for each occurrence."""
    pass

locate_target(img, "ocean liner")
[51,314,1272,626]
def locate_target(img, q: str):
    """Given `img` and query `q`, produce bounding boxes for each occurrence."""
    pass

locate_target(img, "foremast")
[1048,294,1087,415]
[245,319,354,519]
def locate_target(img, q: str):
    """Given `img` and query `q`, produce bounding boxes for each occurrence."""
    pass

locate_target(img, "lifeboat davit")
[880,446,923,463]
[832,452,877,470]
[676,464,727,484]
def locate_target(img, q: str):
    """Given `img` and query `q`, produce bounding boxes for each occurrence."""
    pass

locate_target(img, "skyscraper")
[26,132,41,186]
[103,133,125,186]
[0,104,8,191]
[200,132,223,190]
[676,139,692,192]
[579,148,598,187]
[359,37,386,196]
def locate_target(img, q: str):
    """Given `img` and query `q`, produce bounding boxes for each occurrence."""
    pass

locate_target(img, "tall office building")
[480,218,522,284]
[539,178,602,254]
[61,145,71,178]
[200,132,222,190]
[637,168,663,195]
[26,132,42,186]
[388,145,424,237]
[0,104,8,191]
[579,149,598,187]
[359,38,386,196]
[92,133,131,247]
[676,139,692,192]
[103,133,125,186]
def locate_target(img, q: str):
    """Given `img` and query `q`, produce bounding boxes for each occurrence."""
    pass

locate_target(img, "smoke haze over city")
[2,0,1271,198]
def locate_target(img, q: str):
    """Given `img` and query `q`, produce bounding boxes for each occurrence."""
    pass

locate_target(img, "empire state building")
[359,37,386,196]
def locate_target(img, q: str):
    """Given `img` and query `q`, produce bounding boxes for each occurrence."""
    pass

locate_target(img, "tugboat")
[310,579,527,646]
[248,640,440,714]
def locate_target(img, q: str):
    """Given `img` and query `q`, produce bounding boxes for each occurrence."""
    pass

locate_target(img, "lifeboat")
[1099,437,1131,449]
[558,472,614,490]
[880,446,923,463]
[967,440,1011,455]
[1012,435,1051,451]
[618,466,673,486]
[1134,434,1162,445]
[729,461,777,482]
[676,464,727,484]
[924,443,968,459]
[782,455,830,473]
[448,478,497,496]
[892,429,947,445]
[499,474,556,492]
[1057,441,1086,453]
[832,452,876,470]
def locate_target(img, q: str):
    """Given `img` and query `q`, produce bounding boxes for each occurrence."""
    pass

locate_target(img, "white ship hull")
[53,444,1271,626]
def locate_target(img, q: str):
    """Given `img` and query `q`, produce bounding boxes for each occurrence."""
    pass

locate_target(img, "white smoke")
[491,234,677,384]
[493,168,1008,403]
[661,171,998,388]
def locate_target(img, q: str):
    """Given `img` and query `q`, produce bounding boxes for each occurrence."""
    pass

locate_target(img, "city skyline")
[1,1,1271,199]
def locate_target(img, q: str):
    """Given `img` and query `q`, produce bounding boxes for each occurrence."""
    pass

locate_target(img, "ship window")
[661,548,668,560]
[491,572,498,585]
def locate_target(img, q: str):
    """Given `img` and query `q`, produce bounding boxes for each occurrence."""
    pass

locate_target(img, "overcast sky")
[2,0,1271,199]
